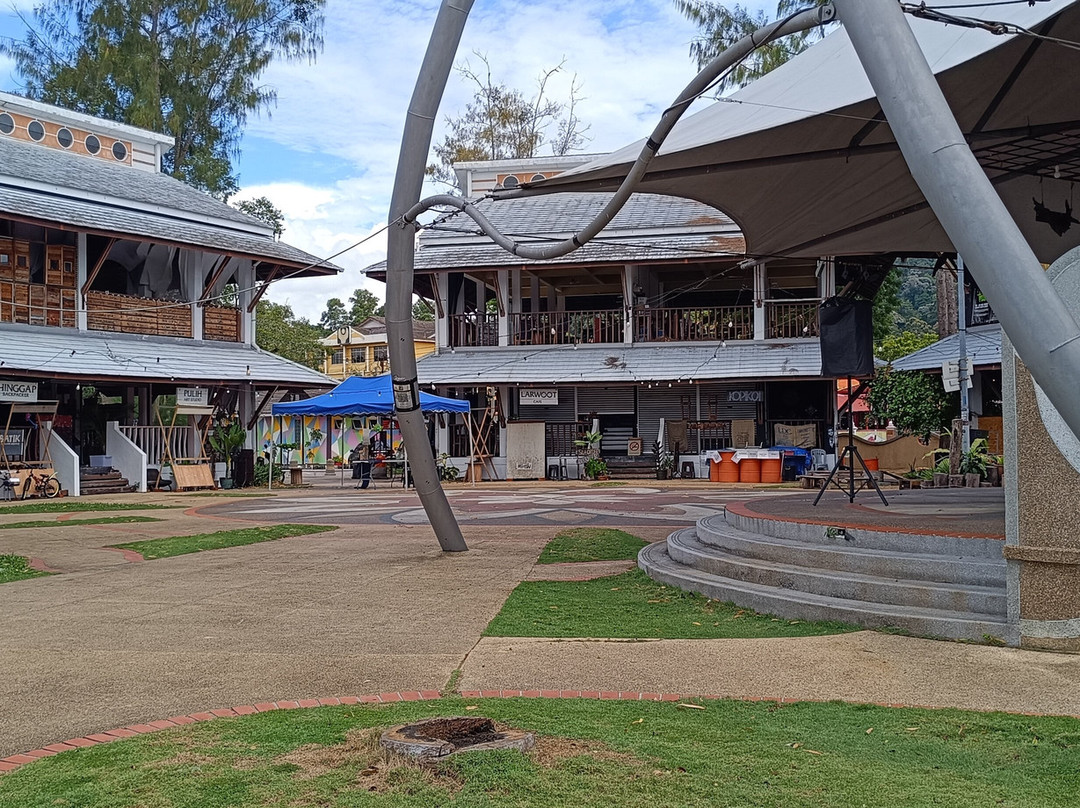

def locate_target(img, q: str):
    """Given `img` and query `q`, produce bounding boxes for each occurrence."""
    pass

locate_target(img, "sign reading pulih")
[519,388,558,406]
[176,387,209,406]
[0,380,38,402]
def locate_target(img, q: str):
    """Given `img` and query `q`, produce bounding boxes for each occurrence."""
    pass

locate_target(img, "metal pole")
[834,0,1080,444]
[385,0,472,552]
[957,256,970,454]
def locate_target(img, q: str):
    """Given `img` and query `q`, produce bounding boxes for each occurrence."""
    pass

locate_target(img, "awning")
[414,342,822,385]
[272,373,470,416]
[0,323,334,387]
[537,1,1080,264]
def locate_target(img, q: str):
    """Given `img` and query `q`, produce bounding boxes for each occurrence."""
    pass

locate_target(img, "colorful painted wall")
[257,415,403,466]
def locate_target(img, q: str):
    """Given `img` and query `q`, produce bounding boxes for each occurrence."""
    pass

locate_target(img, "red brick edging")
[3,688,1077,776]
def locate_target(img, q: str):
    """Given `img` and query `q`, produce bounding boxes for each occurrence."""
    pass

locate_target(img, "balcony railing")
[448,312,498,347]
[634,306,753,342]
[511,310,624,345]
[766,300,820,339]
[87,291,193,338]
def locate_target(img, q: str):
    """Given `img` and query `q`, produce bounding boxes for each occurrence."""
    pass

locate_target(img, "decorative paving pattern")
[196,487,782,526]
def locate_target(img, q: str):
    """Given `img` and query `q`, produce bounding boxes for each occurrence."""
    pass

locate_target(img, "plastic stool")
[547,464,561,480]
[680,461,696,479]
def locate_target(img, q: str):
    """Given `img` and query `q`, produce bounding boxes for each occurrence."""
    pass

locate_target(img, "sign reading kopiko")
[519,388,559,406]
[176,387,209,406]
[0,380,38,402]
[726,390,763,403]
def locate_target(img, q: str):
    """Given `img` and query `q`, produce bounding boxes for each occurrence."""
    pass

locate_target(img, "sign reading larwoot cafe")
[519,388,559,406]
[0,380,38,402]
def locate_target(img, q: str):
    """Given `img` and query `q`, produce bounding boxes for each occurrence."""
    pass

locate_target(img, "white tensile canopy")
[538,0,1080,264]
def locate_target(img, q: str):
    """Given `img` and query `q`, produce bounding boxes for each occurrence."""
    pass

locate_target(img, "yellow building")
[321,316,436,380]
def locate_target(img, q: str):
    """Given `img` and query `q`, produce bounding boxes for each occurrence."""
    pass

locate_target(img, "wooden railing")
[633,306,753,342]
[545,421,586,456]
[448,312,498,347]
[510,309,624,345]
[118,425,196,467]
[766,300,820,338]
[87,291,193,338]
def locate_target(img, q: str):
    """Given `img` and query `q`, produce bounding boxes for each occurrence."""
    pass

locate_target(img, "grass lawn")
[485,568,858,639]
[110,524,336,560]
[0,554,50,584]
[2,698,1078,807]
[0,516,163,530]
[0,502,176,515]
[537,528,648,564]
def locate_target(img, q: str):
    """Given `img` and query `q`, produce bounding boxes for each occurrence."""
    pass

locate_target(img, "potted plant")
[959,437,993,487]
[437,452,460,482]
[332,454,344,469]
[574,430,603,459]
[208,416,246,487]
[583,457,609,480]
[655,447,675,480]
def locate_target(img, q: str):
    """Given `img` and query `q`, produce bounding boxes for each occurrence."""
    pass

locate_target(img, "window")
[373,346,389,362]
[0,113,14,135]
[331,349,344,365]
[501,175,519,189]
[27,120,45,141]
[112,140,128,161]
[85,134,101,155]
[56,128,74,149]
[351,347,366,363]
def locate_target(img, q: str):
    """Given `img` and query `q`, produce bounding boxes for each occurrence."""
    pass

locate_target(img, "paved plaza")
[1,483,1077,764]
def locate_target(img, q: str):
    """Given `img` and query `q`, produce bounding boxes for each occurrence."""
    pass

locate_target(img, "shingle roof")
[415,341,821,385]
[368,192,744,273]
[890,324,1001,372]
[0,185,337,273]
[0,322,334,387]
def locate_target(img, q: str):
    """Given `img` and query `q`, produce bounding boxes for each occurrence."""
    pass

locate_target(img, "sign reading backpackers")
[0,380,38,402]
[176,387,209,406]
[519,388,559,406]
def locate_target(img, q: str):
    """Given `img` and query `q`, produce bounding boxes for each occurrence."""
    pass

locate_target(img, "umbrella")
[537,0,1080,264]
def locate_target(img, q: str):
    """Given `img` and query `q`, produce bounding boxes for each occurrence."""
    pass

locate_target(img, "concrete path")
[0,485,1076,762]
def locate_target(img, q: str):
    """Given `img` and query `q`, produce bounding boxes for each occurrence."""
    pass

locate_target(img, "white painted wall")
[107,421,148,492]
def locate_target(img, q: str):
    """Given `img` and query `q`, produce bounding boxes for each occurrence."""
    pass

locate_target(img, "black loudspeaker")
[819,297,874,378]
[233,449,255,488]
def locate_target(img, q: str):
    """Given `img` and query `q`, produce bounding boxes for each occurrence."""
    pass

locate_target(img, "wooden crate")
[45,245,64,286]
[0,237,12,282]
[62,246,76,288]
[13,305,28,324]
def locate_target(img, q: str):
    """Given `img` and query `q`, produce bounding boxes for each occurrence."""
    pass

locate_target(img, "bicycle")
[1,466,60,499]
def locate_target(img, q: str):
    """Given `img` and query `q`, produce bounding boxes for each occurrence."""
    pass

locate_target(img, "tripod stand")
[813,376,888,506]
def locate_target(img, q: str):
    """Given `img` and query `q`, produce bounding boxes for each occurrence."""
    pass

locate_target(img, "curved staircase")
[639,508,1010,642]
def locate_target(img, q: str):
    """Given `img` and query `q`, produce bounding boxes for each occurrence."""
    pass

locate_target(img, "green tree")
[674,1,833,91]
[876,332,938,363]
[871,266,902,345]
[348,288,384,324]
[256,300,323,370]
[412,298,435,321]
[866,366,952,439]
[318,297,349,333]
[234,196,285,238]
[427,52,590,188]
[1,0,325,198]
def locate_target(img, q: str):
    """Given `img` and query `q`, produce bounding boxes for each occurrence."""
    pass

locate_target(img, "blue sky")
[0,1,776,320]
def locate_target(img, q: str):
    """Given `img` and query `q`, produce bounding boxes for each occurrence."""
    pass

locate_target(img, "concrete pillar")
[623,264,634,344]
[1003,246,1080,651]
[435,274,450,350]
[497,269,509,347]
[754,262,768,340]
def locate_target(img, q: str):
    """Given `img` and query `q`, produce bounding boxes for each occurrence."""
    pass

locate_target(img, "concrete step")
[697,517,1005,588]
[639,540,1011,642]
[667,529,1005,617]
[720,509,1004,559]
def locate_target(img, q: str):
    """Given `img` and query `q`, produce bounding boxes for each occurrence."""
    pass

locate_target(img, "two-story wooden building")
[0,91,337,494]
[367,155,837,479]
[320,317,435,381]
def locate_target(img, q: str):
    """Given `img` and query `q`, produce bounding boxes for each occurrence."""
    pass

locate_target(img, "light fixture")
[1055,165,1062,179]
[245,365,251,376]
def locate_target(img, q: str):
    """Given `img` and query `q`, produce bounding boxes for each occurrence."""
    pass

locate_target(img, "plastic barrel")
[718,451,739,483]
[864,457,879,471]
[709,458,721,482]
[738,458,761,483]
[760,458,783,483]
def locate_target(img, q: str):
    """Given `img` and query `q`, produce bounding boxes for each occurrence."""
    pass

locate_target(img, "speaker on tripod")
[815,296,887,506]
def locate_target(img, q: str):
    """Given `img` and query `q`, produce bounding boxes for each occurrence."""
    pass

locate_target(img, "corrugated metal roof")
[415,341,821,385]
[890,324,1001,371]
[0,184,338,272]
[368,192,743,273]
[0,323,334,387]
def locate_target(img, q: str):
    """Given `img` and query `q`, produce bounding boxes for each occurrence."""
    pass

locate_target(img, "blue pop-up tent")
[269,374,470,489]
[271,374,470,416]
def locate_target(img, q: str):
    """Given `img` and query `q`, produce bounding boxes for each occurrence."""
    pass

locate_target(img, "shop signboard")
[1,429,26,456]
[0,380,38,402]
[519,388,559,406]
[176,387,209,406]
